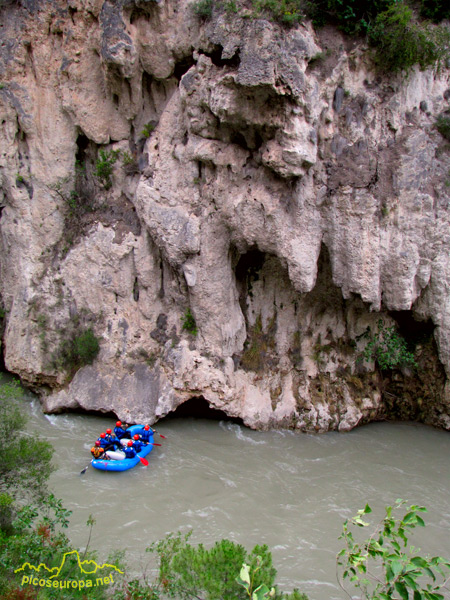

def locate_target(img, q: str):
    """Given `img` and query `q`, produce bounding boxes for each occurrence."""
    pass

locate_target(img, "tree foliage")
[0,379,121,598]
[337,500,450,600]
[0,496,115,599]
[0,380,54,507]
[368,2,450,73]
[139,532,308,600]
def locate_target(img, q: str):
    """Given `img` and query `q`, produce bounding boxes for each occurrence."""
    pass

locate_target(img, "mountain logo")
[15,550,123,591]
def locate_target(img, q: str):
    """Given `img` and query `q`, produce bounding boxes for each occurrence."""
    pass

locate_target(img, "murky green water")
[18,391,450,600]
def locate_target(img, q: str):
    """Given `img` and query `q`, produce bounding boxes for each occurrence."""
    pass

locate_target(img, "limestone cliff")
[0,0,449,431]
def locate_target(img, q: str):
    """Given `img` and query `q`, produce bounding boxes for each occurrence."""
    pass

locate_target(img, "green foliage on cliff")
[309,0,394,34]
[192,0,214,18]
[141,122,156,138]
[181,308,198,336]
[94,149,120,190]
[54,327,100,372]
[252,0,304,25]
[362,320,417,371]
[368,2,450,73]
[436,113,450,140]
[191,0,450,73]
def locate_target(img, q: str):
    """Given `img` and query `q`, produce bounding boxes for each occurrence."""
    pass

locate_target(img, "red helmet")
[106,428,112,434]
[133,434,139,440]
[127,440,133,447]
[116,421,122,427]
[144,425,150,430]
[100,433,106,438]
[95,440,101,446]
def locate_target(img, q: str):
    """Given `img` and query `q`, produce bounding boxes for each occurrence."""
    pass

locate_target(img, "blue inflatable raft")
[91,425,154,472]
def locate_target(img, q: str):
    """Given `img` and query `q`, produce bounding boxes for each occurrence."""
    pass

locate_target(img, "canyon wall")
[0,0,449,431]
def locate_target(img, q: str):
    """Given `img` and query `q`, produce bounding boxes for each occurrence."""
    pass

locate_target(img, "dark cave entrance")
[232,245,267,313]
[161,396,243,424]
[389,310,435,347]
[382,310,445,422]
[234,246,266,284]
[75,132,90,163]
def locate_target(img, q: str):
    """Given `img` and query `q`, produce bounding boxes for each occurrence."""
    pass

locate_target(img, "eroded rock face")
[0,0,449,431]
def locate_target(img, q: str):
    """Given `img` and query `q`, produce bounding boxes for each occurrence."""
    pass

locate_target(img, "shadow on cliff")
[160,396,244,425]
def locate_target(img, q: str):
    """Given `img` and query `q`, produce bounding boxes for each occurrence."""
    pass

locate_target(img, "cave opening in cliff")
[201,45,241,68]
[75,132,90,163]
[233,246,266,310]
[389,310,435,346]
[173,54,196,82]
[161,396,243,424]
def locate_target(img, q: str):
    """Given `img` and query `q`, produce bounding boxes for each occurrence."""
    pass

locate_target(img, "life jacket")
[133,439,144,453]
[97,437,111,449]
[114,426,127,440]
[91,447,104,459]
[140,429,153,443]
[123,446,136,459]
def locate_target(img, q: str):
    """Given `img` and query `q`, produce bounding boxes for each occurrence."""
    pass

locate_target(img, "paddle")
[147,427,166,439]
[80,464,89,475]
[137,441,163,466]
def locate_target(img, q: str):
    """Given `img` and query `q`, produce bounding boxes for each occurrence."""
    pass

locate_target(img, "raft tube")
[91,425,154,472]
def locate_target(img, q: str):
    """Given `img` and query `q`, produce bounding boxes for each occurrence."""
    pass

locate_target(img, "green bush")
[192,0,214,18]
[140,122,156,139]
[181,308,197,336]
[94,149,120,190]
[145,532,308,600]
[323,0,394,34]
[369,1,450,73]
[0,378,120,599]
[252,0,304,25]
[55,327,100,372]
[436,113,450,140]
[362,319,417,370]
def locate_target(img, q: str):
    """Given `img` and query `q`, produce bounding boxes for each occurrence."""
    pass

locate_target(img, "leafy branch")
[337,500,450,600]
[362,320,417,371]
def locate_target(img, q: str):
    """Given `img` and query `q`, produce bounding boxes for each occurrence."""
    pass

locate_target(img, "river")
[19,390,450,600]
